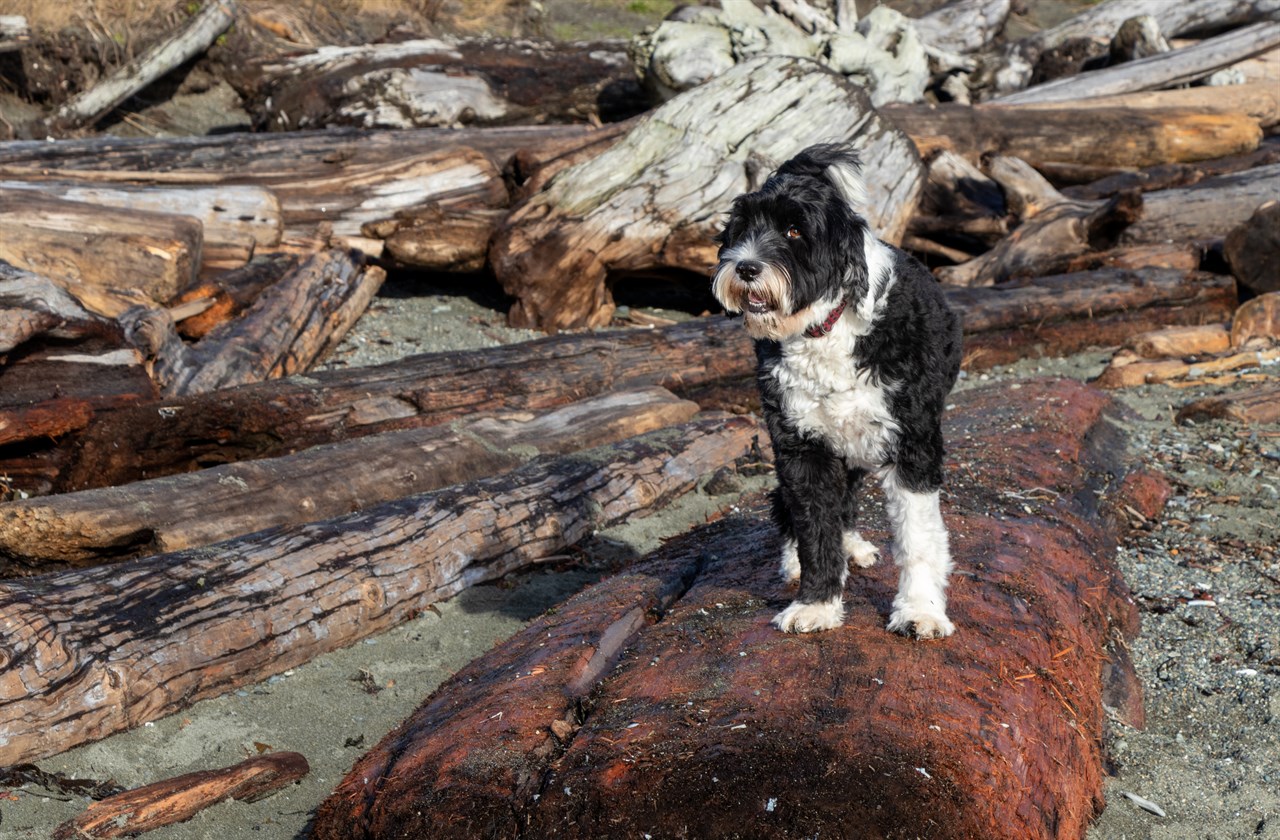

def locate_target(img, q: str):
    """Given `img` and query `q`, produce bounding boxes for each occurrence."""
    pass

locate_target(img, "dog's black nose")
[736,260,763,281]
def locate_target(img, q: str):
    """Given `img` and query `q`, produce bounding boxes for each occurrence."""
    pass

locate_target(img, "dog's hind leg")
[770,444,848,633]
[881,458,955,640]
[840,468,879,568]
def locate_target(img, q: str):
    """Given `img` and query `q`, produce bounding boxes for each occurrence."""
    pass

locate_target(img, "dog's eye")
[785,226,802,240]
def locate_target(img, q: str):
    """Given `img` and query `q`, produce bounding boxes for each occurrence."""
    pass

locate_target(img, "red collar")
[804,298,848,338]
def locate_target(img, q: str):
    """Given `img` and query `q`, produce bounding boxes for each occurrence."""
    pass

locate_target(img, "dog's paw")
[843,530,880,568]
[772,598,844,633]
[887,606,955,640]
[779,538,801,584]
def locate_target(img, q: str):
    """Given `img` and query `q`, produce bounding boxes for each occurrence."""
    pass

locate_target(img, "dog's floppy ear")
[778,144,867,212]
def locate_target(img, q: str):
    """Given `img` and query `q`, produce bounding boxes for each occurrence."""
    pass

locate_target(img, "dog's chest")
[771,339,897,468]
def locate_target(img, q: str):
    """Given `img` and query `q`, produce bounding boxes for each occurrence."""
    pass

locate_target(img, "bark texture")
[0,415,763,767]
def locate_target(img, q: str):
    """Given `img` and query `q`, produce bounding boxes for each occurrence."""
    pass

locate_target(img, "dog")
[712,144,962,638]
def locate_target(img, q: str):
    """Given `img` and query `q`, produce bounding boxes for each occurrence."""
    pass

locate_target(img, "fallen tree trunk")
[0,191,202,302]
[996,22,1280,106]
[1062,138,1280,201]
[913,0,1012,55]
[311,378,1164,840]
[0,181,281,254]
[124,248,385,396]
[0,414,763,767]
[0,387,700,569]
[240,37,640,131]
[166,253,299,339]
[957,267,1237,367]
[491,55,925,331]
[883,101,1263,170]
[48,0,237,132]
[1120,162,1280,245]
[42,317,755,494]
[52,752,308,840]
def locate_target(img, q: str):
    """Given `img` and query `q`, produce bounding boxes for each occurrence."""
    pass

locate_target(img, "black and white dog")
[712,144,962,639]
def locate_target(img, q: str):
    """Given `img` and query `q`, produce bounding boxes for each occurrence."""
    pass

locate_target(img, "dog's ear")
[823,156,866,213]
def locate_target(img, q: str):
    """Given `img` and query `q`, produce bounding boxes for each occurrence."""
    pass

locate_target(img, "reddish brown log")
[168,253,299,339]
[0,415,763,767]
[52,752,309,840]
[311,378,1164,840]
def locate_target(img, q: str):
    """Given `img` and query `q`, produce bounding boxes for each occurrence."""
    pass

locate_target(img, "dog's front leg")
[770,444,848,633]
[882,465,955,639]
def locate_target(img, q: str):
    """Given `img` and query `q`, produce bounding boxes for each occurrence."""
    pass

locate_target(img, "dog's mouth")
[745,293,772,314]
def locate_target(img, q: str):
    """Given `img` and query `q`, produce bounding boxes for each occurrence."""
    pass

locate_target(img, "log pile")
[2,0,1275,833]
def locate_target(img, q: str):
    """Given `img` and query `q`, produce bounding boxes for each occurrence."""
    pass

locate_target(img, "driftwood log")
[490,55,925,331]
[166,253,299,339]
[883,101,1263,171]
[52,752,308,840]
[123,248,385,396]
[310,378,1165,840]
[0,414,763,767]
[2,261,1236,498]
[1062,137,1280,201]
[48,0,238,133]
[1120,162,1280,246]
[0,387,700,569]
[0,266,155,462]
[937,156,1144,286]
[991,0,1280,94]
[239,37,639,131]
[1228,199,1280,294]
[0,191,202,302]
[997,21,1280,106]
[956,267,1235,368]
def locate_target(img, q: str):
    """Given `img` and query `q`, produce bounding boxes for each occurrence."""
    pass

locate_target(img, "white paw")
[887,605,955,640]
[779,538,800,584]
[772,598,844,633]
[843,530,879,568]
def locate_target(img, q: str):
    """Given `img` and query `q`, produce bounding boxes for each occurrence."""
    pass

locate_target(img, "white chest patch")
[772,320,898,469]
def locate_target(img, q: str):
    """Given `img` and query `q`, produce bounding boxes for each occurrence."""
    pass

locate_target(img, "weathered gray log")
[0,387,700,569]
[123,248,384,396]
[310,378,1163,840]
[1225,199,1280,294]
[0,191,202,303]
[49,0,237,132]
[913,0,1012,55]
[996,22,1280,106]
[491,55,925,331]
[239,36,639,131]
[1109,14,1172,64]
[53,753,309,840]
[1120,162,1280,245]
[0,414,764,767]
[990,0,1280,94]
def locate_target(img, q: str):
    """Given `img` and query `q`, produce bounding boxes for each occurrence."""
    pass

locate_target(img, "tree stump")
[311,378,1167,840]
[490,55,924,331]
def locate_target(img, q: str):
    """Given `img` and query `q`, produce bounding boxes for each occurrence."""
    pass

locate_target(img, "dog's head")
[712,144,870,341]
